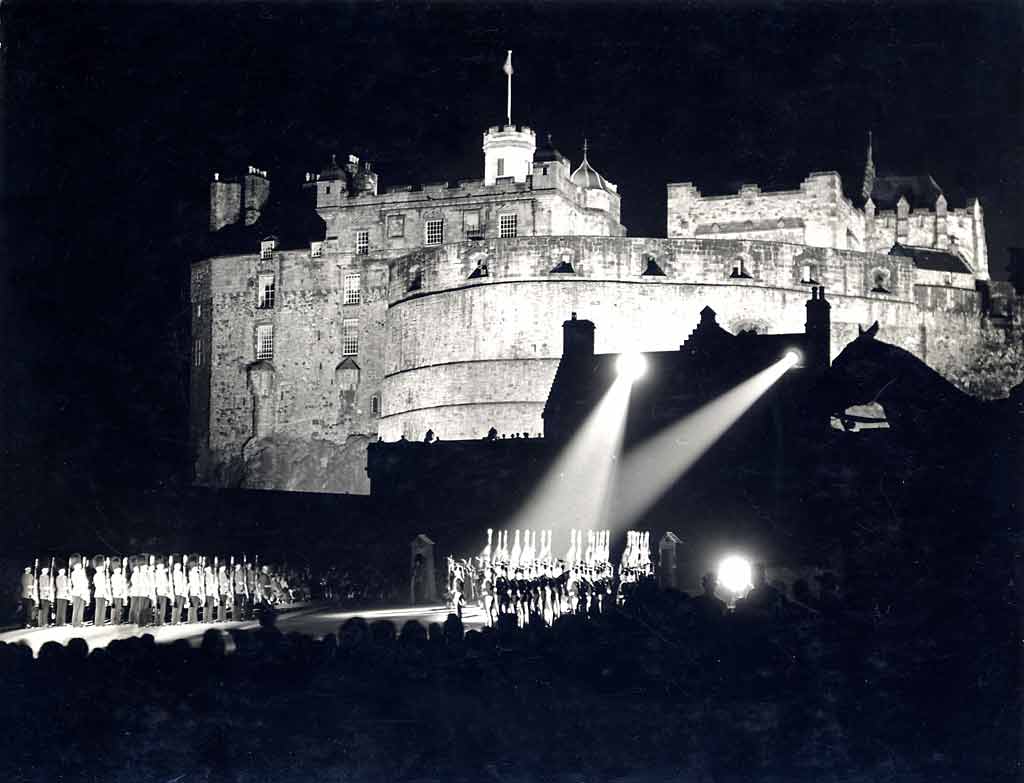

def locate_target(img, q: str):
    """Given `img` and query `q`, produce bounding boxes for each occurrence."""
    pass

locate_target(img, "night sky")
[1,2,1021,520]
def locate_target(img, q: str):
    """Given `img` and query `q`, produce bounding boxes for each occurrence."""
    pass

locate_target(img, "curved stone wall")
[380,237,985,441]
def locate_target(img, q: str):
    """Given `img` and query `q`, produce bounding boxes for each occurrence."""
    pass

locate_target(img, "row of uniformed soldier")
[448,557,633,628]
[19,554,281,629]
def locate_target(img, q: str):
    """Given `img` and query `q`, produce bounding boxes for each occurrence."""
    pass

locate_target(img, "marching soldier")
[217,563,231,622]
[128,558,143,625]
[21,565,37,629]
[203,560,218,622]
[233,561,247,621]
[93,558,110,626]
[245,562,257,619]
[55,565,70,626]
[154,559,170,626]
[111,561,127,624]
[70,558,89,627]
[171,559,188,624]
[38,565,54,627]
[188,558,204,623]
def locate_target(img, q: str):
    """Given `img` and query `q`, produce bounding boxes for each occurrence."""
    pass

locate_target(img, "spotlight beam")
[505,375,633,545]
[607,354,797,530]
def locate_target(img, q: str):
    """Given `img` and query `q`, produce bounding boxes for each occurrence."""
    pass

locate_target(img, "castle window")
[425,219,444,246]
[542,166,549,176]
[408,265,423,291]
[260,238,275,259]
[499,214,518,238]
[195,303,202,319]
[310,241,323,258]
[729,257,752,279]
[343,273,361,305]
[641,254,665,276]
[355,230,369,256]
[800,263,820,285]
[463,210,481,236]
[870,268,892,294]
[342,319,359,356]
[192,339,203,368]
[257,274,275,309]
[371,395,380,416]
[255,324,274,360]
[497,158,505,177]
[387,214,405,238]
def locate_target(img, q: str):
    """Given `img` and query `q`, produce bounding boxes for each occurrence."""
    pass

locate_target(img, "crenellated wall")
[667,173,865,250]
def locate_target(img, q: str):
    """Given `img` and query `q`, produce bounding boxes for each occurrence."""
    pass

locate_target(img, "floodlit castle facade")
[191,100,1006,495]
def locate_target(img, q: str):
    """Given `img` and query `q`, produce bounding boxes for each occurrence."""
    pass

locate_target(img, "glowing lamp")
[783,350,801,367]
[717,554,752,595]
[616,352,647,381]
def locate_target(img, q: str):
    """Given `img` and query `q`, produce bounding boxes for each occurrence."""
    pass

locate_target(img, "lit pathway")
[0,603,486,656]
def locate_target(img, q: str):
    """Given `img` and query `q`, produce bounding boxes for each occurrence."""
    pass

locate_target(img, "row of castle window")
[256,273,362,309]
[253,319,360,362]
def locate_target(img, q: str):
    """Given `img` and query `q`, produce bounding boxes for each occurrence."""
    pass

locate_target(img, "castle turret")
[344,154,378,196]
[483,125,536,185]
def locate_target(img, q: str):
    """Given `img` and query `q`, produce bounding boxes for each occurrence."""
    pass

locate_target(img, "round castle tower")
[483,125,536,185]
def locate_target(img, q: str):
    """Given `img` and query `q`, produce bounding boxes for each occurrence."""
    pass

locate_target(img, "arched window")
[799,262,820,285]
[729,255,753,279]
[641,254,666,276]
[870,267,892,294]
[408,265,423,292]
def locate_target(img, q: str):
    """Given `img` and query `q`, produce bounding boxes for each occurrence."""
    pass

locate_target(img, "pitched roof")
[888,243,972,274]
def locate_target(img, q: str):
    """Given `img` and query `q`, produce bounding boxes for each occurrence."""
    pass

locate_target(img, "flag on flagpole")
[503,50,513,76]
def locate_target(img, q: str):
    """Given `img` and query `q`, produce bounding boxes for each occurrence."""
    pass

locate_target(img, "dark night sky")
[1,1,1021,512]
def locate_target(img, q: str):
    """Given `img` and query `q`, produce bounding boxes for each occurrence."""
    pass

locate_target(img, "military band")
[448,528,654,627]
[17,553,286,629]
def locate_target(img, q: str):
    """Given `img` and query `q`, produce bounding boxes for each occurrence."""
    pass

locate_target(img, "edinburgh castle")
[191,78,1021,496]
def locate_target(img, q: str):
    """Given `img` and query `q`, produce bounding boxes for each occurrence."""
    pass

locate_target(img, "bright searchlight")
[717,554,753,595]
[783,350,801,367]
[616,352,647,381]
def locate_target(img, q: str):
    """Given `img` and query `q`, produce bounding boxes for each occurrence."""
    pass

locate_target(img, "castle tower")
[483,124,536,185]
[482,50,535,185]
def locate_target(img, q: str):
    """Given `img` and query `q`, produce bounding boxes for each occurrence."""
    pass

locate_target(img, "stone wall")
[315,167,624,259]
[667,173,865,250]
[194,232,1010,494]
[192,246,389,493]
[381,236,989,442]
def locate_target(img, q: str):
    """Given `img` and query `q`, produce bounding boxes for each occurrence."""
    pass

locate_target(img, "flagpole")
[506,49,512,126]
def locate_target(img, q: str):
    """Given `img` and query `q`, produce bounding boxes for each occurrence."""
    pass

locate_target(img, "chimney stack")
[562,312,595,360]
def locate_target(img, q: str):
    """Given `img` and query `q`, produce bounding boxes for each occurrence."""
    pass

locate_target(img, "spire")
[502,50,514,125]
[582,137,589,163]
[861,130,876,202]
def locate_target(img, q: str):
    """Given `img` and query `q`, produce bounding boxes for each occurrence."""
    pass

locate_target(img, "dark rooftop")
[889,243,972,274]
